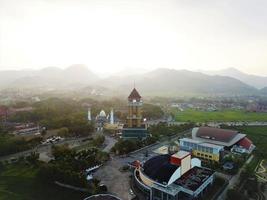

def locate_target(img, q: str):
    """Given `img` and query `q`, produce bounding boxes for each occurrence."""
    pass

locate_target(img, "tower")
[127,88,142,128]
[110,108,114,125]
[122,88,147,140]
[88,108,91,121]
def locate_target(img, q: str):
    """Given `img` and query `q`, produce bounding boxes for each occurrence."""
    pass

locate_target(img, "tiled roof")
[128,88,141,100]
[196,127,239,143]
[0,106,8,116]
[192,127,247,147]
[237,137,253,150]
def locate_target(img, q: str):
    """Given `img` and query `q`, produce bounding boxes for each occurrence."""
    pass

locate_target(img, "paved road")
[146,120,267,127]
[0,136,91,162]
[94,130,191,200]
[103,135,117,152]
[0,132,118,162]
[217,155,254,200]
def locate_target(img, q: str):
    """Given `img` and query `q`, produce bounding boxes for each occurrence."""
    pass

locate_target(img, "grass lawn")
[0,163,89,200]
[174,109,267,122]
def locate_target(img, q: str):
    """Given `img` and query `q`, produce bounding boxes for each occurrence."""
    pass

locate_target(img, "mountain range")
[0,65,98,89]
[98,68,257,96]
[201,67,267,89]
[0,66,265,97]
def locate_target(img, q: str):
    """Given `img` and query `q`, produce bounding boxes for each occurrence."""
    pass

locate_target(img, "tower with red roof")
[122,88,148,139]
[127,88,142,128]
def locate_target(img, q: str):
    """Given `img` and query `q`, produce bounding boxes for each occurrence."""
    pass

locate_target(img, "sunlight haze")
[0,0,267,75]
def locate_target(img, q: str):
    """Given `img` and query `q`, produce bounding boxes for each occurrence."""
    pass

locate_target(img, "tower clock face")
[133,99,136,103]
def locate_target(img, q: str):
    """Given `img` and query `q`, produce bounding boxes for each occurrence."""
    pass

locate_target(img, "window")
[163,193,167,200]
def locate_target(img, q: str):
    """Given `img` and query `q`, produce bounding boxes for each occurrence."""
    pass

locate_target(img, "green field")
[174,109,267,122]
[0,164,88,200]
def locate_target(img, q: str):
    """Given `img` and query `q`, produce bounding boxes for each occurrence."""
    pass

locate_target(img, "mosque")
[88,108,114,131]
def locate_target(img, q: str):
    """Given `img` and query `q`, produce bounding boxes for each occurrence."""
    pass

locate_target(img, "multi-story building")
[127,88,142,128]
[179,127,255,162]
[134,151,215,200]
[122,88,148,139]
[179,138,224,162]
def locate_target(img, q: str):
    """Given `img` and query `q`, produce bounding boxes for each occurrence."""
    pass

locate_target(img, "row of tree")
[0,134,42,157]
[38,145,109,189]
[111,123,194,155]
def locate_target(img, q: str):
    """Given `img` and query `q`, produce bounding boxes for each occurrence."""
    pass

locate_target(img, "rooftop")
[143,154,179,184]
[237,137,253,150]
[84,194,121,200]
[196,127,238,142]
[172,150,190,159]
[128,88,141,100]
[192,127,246,147]
[174,166,214,191]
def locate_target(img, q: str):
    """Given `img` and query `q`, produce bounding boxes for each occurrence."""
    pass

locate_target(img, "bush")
[92,135,105,147]
[227,189,249,200]
[57,127,70,137]
[111,139,142,155]
[26,152,40,165]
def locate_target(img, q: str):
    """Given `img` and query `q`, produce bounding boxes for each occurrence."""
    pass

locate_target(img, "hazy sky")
[0,0,267,75]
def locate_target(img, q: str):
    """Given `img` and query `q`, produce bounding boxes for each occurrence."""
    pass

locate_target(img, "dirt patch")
[94,158,133,200]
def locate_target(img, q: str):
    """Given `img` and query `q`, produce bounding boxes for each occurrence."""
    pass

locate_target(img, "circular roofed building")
[84,194,122,200]
[134,151,215,200]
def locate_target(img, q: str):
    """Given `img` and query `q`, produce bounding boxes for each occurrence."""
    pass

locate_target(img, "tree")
[51,144,73,160]
[227,189,249,200]
[26,152,39,165]
[57,127,70,137]
[111,139,141,155]
[142,103,164,120]
[92,135,105,147]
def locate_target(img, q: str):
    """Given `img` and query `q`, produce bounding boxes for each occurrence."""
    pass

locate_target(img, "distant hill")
[201,67,267,89]
[0,65,99,89]
[0,67,262,97]
[100,68,258,96]
[260,87,267,95]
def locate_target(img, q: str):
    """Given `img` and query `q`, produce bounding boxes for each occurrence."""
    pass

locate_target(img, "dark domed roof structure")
[143,154,179,184]
[84,194,121,200]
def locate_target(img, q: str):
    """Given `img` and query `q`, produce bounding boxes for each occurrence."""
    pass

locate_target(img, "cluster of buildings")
[124,90,256,200]
[0,106,34,122]
[170,101,244,112]
[13,124,40,136]
[179,127,255,163]
[131,126,255,200]
[246,102,267,112]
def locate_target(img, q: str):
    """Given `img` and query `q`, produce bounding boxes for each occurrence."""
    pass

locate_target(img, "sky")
[0,0,267,75]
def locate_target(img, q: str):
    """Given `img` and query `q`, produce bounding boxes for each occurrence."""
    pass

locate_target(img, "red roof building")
[237,137,253,150]
[0,106,9,120]
[191,127,255,154]
[192,127,246,147]
[128,88,141,101]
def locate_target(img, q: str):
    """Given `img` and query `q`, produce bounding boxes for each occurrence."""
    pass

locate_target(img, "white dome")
[99,110,106,117]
